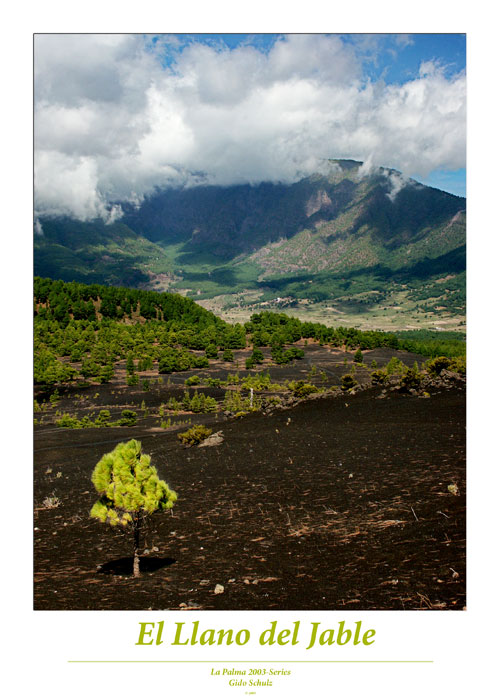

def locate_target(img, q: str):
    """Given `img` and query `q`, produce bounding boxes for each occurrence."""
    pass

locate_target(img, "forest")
[34,277,465,389]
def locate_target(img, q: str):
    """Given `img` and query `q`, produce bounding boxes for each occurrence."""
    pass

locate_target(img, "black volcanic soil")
[34,346,465,610]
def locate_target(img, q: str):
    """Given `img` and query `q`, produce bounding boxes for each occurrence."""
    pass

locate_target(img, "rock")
[214,583,224,595]
[441,370,463,382]
[198,431,224,448]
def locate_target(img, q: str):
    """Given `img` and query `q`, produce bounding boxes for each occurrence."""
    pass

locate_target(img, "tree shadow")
[97,556,176,576]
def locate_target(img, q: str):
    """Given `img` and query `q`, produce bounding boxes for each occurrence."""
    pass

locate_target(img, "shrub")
[223,389,261,413]
[177,424,212,446]
[158,348,194,373]
[81,357,100,379]
[56,413,81,428]
[288,381,320,398]
[94,409,112,427]
[205,343,219,359]
[265,395,283,407]
[185,375,201,386]
[182,390,218,413]
[400,366,423,391]
[225,372,240,385]
[250,348,264,364]
[386,357,406,377]
[166,397,183,411]
[34,348,78,386]
[126,354,135,374]
[449,356,466,376]
[240,372,270,390]
[286,347,305,361]
[426,356,452,376]
[118,409,137,426]
[222,349,234,362]
[193,355,209,369]
[99,365,114,383]
[371,369,388,385]
[341,374,357,392]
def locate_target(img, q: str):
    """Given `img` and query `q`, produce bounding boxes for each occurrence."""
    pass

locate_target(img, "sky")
[34,33,466,222]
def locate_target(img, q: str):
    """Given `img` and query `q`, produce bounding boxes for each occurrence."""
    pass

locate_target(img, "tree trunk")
[133,517,141,578]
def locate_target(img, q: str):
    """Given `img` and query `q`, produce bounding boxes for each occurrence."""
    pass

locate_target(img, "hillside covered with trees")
[34,277,465,388]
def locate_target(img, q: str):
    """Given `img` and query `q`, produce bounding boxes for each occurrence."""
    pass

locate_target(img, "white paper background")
[4,2,498,698]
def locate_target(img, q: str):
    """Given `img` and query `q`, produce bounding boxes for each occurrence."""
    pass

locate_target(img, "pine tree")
[353,348,363,363]
[90,440,177,577]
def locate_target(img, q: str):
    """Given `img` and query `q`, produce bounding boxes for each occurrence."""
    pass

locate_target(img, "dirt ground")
[34,346,465,610]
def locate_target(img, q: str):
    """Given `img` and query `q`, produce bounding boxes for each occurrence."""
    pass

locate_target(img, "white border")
[4,2,498,698]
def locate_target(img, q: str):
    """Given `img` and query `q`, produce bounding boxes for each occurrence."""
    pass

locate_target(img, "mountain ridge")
[34,159,465,328]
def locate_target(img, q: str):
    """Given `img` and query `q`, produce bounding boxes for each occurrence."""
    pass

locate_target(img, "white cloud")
[34,218,44,236]
[383,170,409,202]
[34,34,466,221]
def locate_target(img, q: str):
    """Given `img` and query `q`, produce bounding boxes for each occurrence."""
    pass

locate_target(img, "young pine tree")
[90,439,177,577]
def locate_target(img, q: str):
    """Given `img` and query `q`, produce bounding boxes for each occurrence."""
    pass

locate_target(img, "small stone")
[214,584,224,595]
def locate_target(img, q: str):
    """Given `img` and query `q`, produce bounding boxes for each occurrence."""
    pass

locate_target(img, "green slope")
[34,218,177,288]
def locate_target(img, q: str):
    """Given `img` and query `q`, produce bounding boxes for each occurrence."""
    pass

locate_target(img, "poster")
[5,2,497,698]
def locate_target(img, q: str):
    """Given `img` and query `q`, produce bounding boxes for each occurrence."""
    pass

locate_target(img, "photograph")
[33,32,466,613]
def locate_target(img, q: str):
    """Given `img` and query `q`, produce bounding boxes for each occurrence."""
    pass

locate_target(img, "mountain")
[35,159,465,324]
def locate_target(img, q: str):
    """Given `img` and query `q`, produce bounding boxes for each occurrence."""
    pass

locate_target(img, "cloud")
[383,170,410,202]
[34,34,466,221]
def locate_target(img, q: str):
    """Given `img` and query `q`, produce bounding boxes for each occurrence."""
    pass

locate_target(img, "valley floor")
[196,292,466,333]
